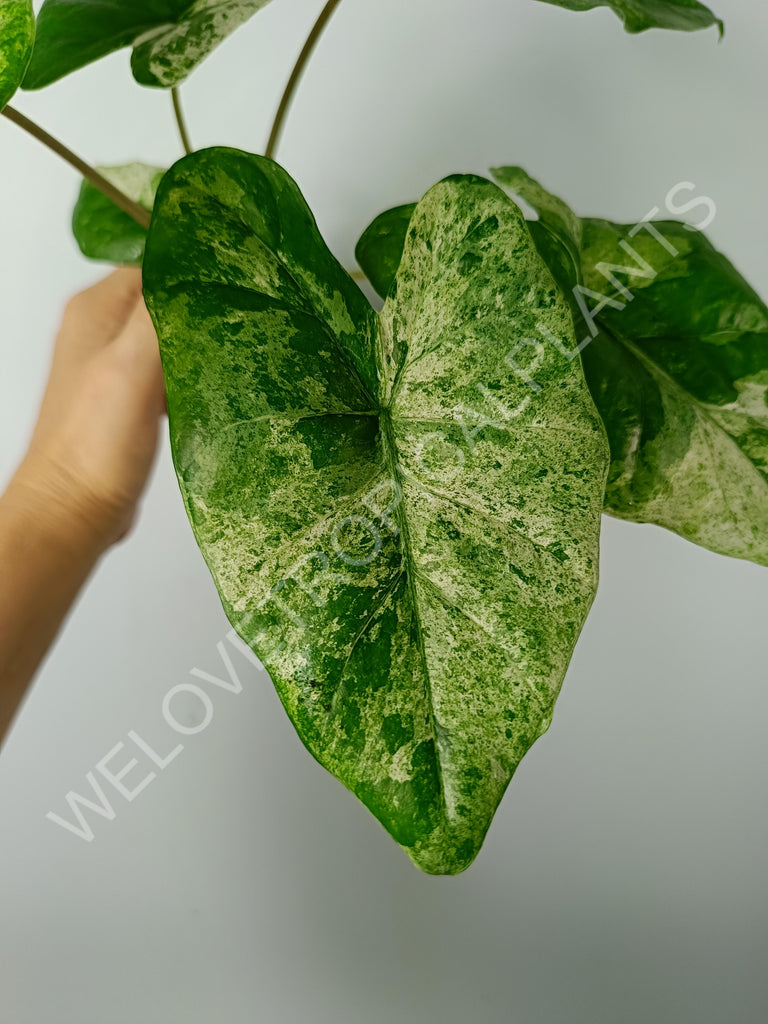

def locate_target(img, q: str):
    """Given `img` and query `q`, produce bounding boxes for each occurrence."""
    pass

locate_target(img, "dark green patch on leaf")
[355,203,416,299]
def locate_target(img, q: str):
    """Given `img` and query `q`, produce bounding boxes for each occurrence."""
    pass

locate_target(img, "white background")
[1,1,767,1020]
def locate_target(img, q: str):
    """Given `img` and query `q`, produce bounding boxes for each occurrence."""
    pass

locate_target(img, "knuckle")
[62,289,89,322]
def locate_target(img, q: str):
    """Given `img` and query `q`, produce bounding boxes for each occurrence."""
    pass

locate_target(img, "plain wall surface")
[1,1,767,1021]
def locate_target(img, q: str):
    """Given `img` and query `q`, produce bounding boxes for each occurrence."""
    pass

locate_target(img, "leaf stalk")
[1,105,151,230]
[265,0,343,160]
[171,87,193,155]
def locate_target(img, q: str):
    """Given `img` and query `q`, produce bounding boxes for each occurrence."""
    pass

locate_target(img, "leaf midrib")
[379,409,447,816]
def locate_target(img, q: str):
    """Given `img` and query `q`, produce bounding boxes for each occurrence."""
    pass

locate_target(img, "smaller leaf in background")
[361,173,768,569]
[23,0,273,90]
[535,0,723,35]
[0,0,34,110]
[491,166,768,568]
[491,165,583,282]
[355,203,415,299]
[72,163,164,265]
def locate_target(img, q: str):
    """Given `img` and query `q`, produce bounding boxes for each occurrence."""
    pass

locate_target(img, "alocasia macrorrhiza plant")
[1,0,758,874]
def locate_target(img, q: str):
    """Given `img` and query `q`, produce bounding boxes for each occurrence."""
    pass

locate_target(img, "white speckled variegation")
[491,166,768,568]
[0,0,34,109]
[143,149,609,874]
[132,0,272,87]
[24,0,273,90]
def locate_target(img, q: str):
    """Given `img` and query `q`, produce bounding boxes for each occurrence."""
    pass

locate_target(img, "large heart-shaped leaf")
[72,163,164,265]
[358,171,768,569]
[0,0,34,109]
[535,0,723,34]
[143,148,608,874]
[23,0,272,90]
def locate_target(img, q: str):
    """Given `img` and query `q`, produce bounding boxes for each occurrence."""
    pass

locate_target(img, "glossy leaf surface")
[536,0,722,34]
[0,0,34,109]
[355,204,415,299]
[359,170,768,568]
[23,0,272,89]
[490,166,768,567]
[72,163,163,265]
[143,148,608,873]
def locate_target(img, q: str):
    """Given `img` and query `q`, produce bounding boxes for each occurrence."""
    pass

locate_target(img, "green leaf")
[143,148,608,874]
[355,204,416,299]
[72,163,164,265]
[23,0,273,90]
[490,165,768,568]
[0,0,34,110]
[360,170,768,569]
[535,0,723,34]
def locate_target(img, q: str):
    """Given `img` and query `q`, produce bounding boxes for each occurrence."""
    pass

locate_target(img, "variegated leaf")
[357,170,768,568]
[490,165,768,567]
[23,0,272,90]
[72,163,164,265]
[0,0,34,110]
[536,0,722,34]
[143,149,608,874]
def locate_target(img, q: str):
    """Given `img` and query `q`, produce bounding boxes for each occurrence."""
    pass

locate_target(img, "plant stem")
[171,87,193,155]
[265,0,343,160]
[1,106,151,230]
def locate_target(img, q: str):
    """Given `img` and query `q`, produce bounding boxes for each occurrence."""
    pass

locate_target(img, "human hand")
[0,269,165,737]
[9,268,166,553]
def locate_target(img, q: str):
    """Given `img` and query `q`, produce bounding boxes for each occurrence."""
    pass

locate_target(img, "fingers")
[34,271,163,447]
[24,270,168,546]
[58,268,144,360]
[121,291,156,352]
[113,294,167,417]
[80,266,142,306]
